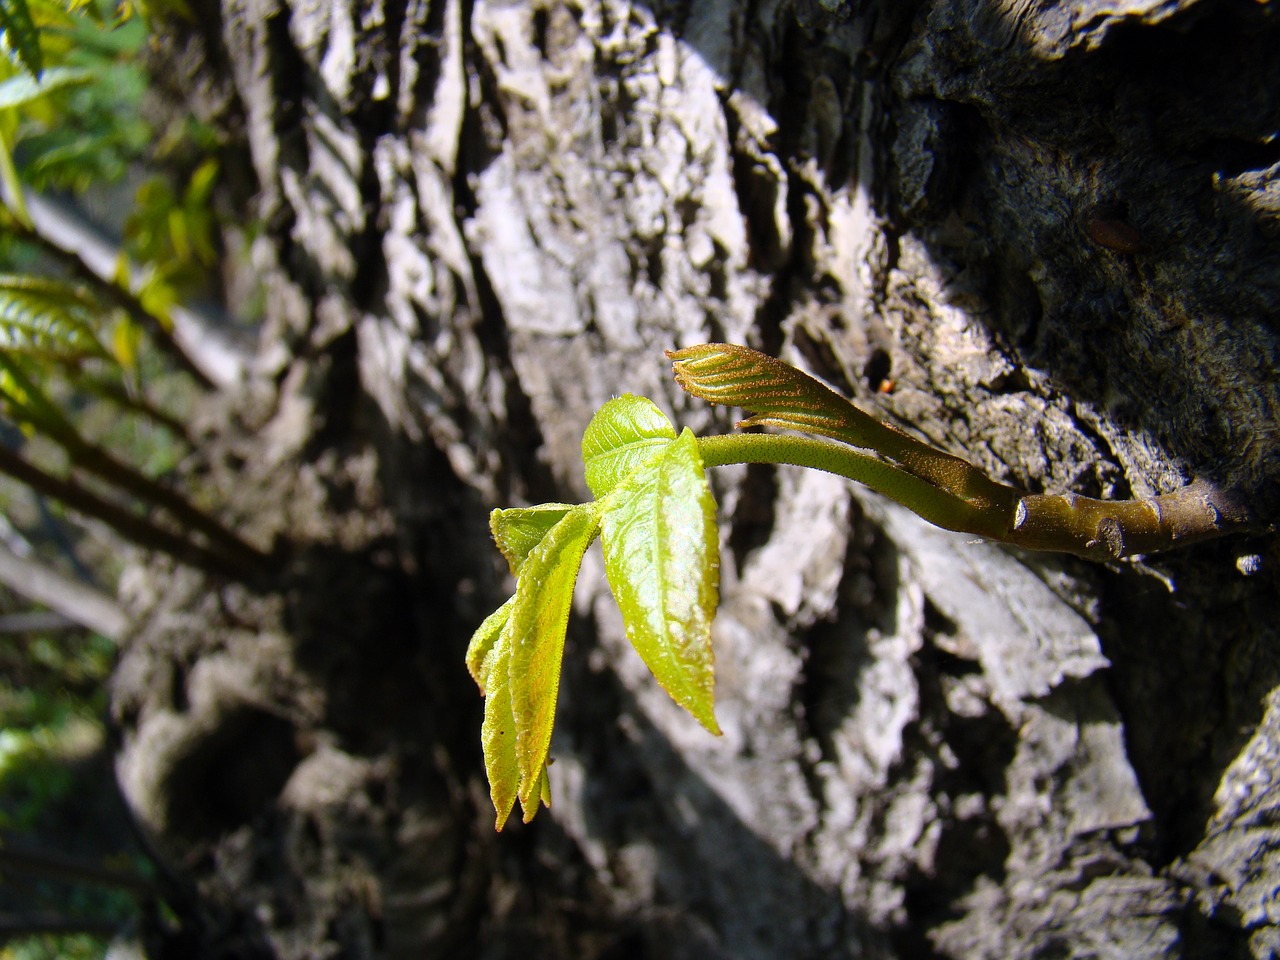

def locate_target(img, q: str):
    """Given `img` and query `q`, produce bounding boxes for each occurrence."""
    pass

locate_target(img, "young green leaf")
[582,394,676,498]
[490,503,574,575]
[507,503,601,815]
[466,598,554,830]
[477,614,522,830]
[466,595,514,691]
[599,428,721,735]
[469,502,585,827]
[471,505,577,697]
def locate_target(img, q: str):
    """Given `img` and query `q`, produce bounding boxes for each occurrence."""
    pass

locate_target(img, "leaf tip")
[494,798,516,832]
[517,763,552,824]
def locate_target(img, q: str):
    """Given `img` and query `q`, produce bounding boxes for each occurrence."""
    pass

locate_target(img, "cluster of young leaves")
[466,394,720,829]
[469,343,1256,829]
[464,342,978,830]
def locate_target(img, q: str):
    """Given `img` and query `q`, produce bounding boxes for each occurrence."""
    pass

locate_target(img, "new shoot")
[467,343,1252,829]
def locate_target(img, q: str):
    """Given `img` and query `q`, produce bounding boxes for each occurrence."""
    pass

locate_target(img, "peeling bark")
[112,0,1279,957]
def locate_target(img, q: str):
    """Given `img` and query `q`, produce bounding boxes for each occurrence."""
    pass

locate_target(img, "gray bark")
[110,0,1279,957]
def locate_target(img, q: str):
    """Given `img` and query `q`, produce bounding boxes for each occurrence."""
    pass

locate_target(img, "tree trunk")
[110,0,1280,957]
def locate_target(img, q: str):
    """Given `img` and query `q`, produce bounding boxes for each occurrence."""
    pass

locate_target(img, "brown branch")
[1008,480,1254,560]
[54,364,194,443]
[0,442,261,580]
[54,433,268,574]
[0,844,154,896]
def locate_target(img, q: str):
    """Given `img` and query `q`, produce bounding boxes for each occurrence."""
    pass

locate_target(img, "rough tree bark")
[109,0,1279,957]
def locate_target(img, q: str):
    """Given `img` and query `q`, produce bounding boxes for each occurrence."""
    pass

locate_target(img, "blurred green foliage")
[0,1,224,955]
[0,0,264,585]
[0,0,44,79]
[7,13,150,191]
[0,621,135,959]
[3,933,114,960]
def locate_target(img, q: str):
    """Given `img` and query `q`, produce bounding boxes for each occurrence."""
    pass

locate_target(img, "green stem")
[697,433,1021,540]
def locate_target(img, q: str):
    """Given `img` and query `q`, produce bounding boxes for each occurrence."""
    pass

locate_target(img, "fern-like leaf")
[0,0,43,78]
[0,273,110,361]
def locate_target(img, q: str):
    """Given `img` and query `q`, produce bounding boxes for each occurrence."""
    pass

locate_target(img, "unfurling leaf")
[582,394,676,498]
[667,341,856,440]
[507,503,601,816]
[668,343,1001,510]
[668,341,942,488]
[600,428,721,734]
